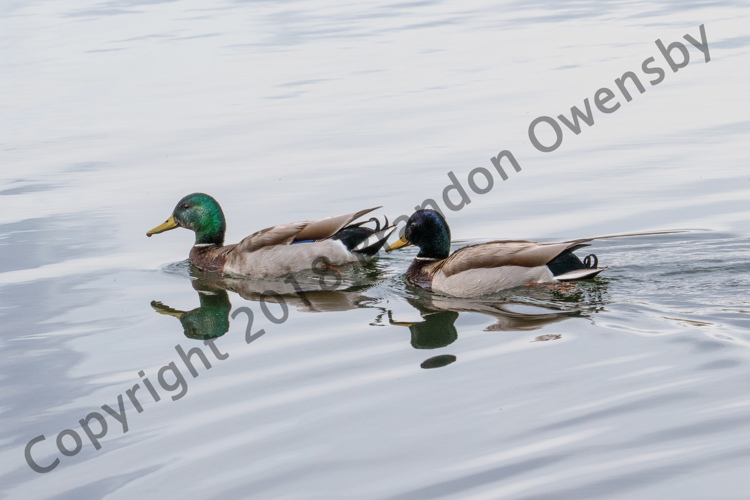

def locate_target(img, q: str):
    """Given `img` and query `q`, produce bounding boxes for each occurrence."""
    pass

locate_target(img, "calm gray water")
[1,0,749,498]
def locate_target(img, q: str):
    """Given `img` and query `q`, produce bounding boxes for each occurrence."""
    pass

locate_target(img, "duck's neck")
[194,214,226,246]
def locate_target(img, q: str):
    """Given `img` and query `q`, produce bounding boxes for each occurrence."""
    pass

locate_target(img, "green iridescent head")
[147,193,227,245]
[385,209,451,259]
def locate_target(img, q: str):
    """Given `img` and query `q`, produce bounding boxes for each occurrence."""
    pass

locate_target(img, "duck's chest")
[405,259,439,291]
[189,245,228,272]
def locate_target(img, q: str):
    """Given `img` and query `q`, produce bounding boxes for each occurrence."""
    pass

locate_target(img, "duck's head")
[386,209,451,259]
[147,193,226,245]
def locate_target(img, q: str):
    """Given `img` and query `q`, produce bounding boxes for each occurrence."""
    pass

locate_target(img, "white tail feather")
[555,267,608,281]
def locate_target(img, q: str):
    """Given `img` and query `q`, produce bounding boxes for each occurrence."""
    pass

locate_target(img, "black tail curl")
[547,250,600,277]
[347,215,389,233]
[332,215,395,256]
[583,254,598,269]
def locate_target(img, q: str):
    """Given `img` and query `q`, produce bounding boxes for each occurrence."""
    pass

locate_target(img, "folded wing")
[439,239,592,278]
[235,207,381,254]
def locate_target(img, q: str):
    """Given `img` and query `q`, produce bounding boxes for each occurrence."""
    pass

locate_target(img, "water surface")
[1,0,749,498]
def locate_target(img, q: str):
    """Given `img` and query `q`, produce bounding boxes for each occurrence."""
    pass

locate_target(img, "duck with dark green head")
[385,209,606,297]
[147,193,395,277]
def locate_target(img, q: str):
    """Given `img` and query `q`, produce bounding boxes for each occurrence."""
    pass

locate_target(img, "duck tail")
[548,251,608,281]
[555,266,608,281]
[352,224,397,256]
[332,215,397,257]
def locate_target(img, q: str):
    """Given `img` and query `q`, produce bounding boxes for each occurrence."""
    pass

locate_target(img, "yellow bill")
[388,320,415,327]
[147,215,178,237]
[151,300,184,318]
[385,234,411,252]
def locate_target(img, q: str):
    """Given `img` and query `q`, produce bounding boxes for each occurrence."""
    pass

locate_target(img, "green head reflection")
[388,308,459,369]
[405,310,459,350]
[151,289,231,340]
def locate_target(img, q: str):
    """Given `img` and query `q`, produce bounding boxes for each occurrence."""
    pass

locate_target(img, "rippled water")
[2,0,749,498]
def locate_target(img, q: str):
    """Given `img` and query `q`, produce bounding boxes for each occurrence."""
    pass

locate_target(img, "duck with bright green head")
[385,210,606,297]
[147,193,395,277]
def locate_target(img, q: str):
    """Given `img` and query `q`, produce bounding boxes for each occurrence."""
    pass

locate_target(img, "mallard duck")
[385,210,606,297]
[147,193,395,277]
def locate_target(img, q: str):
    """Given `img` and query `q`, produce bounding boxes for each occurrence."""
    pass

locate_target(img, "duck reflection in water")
[152,286,232,341]
[151,263,381,340]
[387,308,460,369]
[386,280,609,369]
[152,262,609,369]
